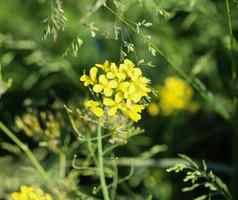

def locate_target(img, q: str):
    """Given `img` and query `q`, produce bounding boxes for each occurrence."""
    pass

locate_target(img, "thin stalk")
[86,132,98,165]
[225,0,236,81]
[59,151,66,178]
[232,121,238,200]
[97,124,110,200]
[111,158,118,200]
[0,122,48,181]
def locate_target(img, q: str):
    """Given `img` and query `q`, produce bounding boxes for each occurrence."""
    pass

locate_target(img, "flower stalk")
[97,123,110,200]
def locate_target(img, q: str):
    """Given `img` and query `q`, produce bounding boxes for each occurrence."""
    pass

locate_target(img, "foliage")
[167,154,232,200]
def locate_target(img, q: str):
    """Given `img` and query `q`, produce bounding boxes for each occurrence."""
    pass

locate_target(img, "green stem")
[0,122,48,181]
[97,124,110,200]
[225,0,236,81]
[59,151,66,178]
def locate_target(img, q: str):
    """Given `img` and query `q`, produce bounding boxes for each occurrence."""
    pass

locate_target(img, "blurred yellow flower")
[147,102,160,116]
[159,76,197,115]
[10,186,53,200]
[80,59,151,122]
[15,111,61,151]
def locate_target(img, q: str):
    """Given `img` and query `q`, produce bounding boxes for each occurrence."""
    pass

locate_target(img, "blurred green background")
[0,0,238,199]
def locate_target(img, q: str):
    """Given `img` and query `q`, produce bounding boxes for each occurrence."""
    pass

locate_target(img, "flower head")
[10,186,53,200]
[80,59,151,122]
[15,110,61,151]
[159,76,197,115]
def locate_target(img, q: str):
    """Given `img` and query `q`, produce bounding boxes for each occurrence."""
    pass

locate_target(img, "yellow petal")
[132,68,142,78]
[129,111,141,122]
[117,72,126,81]
[115,92,123,103]
[80,75,91,86]
[89,67,98,81]
[110,63,118,72]
[108,107,117,116]
[80,74,88,82]
[109,80,118,88]
[99,74,108,85]
[85,100,98,108]
[104,88,113,97]
[103,98,115,106]
[131,94,142,103]
[118,81,129,92]
[93,84,103,93]
[92,107,104,117]
[128,84,136,93]
[107,72,115,79]
[96,60,109,71]
[124,59,135,68]
[132,104,144,113]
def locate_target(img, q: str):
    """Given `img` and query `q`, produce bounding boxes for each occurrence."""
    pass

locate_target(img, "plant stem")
[225,0,236,81]
[0,122,48,181]
[59,151,66,178]
[97,124,110,200]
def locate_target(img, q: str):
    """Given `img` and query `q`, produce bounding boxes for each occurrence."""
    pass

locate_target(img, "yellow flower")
[127,76,151,103]
[80,59,151,121]
[84,100,104,117]
[122,101,144,122]
[10,186,53,200]
[80,67,98,86]
[93,74,118,97]
[147,102,160,116]
[103,92,124,116]
[95,60,110,72]
[159,76,196,115]
[107,63,126,81]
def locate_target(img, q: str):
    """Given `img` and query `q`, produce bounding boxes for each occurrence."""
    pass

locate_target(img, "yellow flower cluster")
[10,186,53,200]
[148,76,198,116]
[80,59,151,122]
[15,111,60,151]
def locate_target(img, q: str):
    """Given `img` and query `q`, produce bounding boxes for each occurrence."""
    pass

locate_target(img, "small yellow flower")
[103,92,124,116]
[95,60,110,72]
[10,186,53,200]
[93,74,118,97]
[147,102,160,116]
[80,67,98,86]
[121,101,144,122]
[159,76,197,115]
[84,100,104,117]
[107,63,126,81]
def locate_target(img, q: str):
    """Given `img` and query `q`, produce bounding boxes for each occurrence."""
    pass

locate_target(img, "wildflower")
[80,59,151,122]
[159,76,197,115]
[80,67,98,86]
[15,110,61,151]
[10,186,53,200]
[16,113,40,137]
[93,74,118,96]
